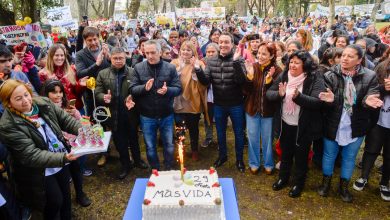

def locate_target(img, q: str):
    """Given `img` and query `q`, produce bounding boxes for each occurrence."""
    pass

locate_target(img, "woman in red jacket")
[39,44,87,112]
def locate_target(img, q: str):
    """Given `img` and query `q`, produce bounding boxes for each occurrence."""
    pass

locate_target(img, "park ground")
[72,123,389,220]
[72,21,390,219]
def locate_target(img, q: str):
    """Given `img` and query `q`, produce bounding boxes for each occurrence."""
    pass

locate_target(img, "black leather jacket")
[195,52,247,107]
[129,60,182,118]
[323,64,379,140]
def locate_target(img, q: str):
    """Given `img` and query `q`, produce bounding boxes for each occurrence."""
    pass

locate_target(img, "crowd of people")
[0,14,389,219]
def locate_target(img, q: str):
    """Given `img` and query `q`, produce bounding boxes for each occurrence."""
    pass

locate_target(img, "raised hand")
[319,88,334,103]
[79,76,89,87]
[292,87,300,99]
[365,94,383,109]
[103,89,112,104]
[278,82,287,97]
[145,78,154,91]
[384,78,390,91]
[245,61,254,80]
[267,66,276,78]
[125,95,135,110]
[96,51,104,66]
[157,82,168,95]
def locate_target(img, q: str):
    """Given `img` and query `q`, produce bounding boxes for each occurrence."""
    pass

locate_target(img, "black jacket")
[323,64,379,140]
[266,71,325,145]
[75,47,110,79]
[195,52,247,107]
[95,66,139,131]
[129,60,182,118]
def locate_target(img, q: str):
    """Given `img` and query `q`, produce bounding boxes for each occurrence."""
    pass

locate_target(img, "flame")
[178,141,184,181]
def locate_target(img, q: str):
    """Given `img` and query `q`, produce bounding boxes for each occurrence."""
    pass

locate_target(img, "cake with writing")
[142,168,225,220]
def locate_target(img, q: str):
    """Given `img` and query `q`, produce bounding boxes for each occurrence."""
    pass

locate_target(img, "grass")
[376,22,389,30]
[71,122,390,220]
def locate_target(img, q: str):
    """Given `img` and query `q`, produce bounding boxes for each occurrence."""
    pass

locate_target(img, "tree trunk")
[20,0,38,22]
[77,0,89,22]
[152,0,158,13]
[103,0,109,18]
[328,0,335,28]
[0,3,15,25]
[370,0,383,23]
[169,0,175,12]
[109,0,116,18]
[162,0,166,13]
[128,0,141,18]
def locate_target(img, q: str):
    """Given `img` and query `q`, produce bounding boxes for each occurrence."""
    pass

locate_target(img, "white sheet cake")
[142,168,225,220]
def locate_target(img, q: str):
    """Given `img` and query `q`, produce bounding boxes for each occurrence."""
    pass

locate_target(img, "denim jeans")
[140,114,174,170]
[246,113,274,169]
[214,104,245,161]
[322,137,364,180]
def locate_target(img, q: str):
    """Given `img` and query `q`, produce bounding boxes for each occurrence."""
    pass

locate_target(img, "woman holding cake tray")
[172,40,208,161]
[243,41,282,175]
[266,50,325,198]
[0,79,81,219]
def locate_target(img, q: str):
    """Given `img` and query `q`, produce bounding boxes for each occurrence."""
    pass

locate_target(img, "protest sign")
[0,23,47,47]
[176,7,226,19]
[46,6,73,26]
[156,12,176,27]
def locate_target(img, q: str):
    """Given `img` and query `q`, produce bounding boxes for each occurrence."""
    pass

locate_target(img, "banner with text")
[0,23,47,47]
[176,7,225,19]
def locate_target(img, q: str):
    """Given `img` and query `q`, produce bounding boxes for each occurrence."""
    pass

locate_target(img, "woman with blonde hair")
[39,43,87,112]
[0,79,80,219]
[296,29,314,54]
[171,41,208,161]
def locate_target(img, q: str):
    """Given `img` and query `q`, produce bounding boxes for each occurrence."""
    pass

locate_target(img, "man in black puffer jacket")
[195,32,247,172]
[130,40,181,170]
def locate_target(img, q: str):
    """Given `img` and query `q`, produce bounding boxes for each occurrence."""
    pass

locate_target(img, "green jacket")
[0,97,81,211]
[96,65,139,131]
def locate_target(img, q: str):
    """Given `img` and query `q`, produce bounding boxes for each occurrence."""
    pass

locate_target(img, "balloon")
[24,17,32,24]
[25,24,33,33]
[15,20,24,26]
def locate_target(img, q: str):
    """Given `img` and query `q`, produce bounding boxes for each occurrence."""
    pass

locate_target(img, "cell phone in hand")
[68,99,76,107]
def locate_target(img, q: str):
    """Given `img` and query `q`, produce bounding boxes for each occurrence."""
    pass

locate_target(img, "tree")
[128,0,141,18]
[328,0,335,28]
[77,0,89,21]
[169,0,175,12]
[370,0,383,23]
[0,1,15,25]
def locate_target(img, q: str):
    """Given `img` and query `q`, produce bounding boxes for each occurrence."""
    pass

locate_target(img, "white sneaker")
[380,185,390,201]
[275,161,281,170]
[353,178,368,191]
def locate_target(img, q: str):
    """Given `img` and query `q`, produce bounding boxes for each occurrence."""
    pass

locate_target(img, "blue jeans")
[214,104,245,161]
[246,113,274,169]
[322,137,364,180]
[140,114,174,170]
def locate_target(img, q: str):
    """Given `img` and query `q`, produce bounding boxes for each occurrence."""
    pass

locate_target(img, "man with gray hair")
[95,47,148,179]
[130,40,182,171]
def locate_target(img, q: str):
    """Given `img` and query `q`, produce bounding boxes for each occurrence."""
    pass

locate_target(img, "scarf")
[341,66,359,115]
[283,71,306,115]
[9,104,41,128]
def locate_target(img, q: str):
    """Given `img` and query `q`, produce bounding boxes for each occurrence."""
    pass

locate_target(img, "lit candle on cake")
[176,124,186,181]
[178,141,184,181]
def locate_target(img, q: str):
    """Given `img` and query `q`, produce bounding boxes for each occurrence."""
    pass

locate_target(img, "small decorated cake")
[142,168,225,220]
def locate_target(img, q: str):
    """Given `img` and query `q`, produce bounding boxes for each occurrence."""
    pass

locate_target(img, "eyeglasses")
[0,58,13,63]
[170,36,178,39]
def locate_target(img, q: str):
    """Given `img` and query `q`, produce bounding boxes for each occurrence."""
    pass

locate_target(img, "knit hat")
[364,38,377,49]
